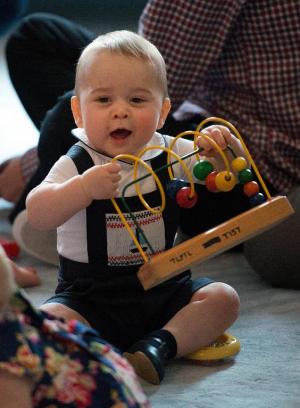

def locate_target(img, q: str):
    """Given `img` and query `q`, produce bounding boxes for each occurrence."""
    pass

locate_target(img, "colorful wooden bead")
[238,168,253,184]
[243,181,259,197]
[166,178,188,199]
[193,160,214,181]
[205,171,219,192]
[249,192,266,207]
[176,187,198,208]
[231,156,248,172]
[215,171,236,192]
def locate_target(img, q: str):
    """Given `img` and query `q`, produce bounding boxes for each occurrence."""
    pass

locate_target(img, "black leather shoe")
[124,334,171,385]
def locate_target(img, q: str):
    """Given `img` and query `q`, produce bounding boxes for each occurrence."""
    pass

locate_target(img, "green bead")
[193,160,214,181]
[238,168,253,184]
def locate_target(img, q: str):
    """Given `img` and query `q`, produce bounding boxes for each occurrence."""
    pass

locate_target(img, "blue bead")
[166,178,188,199]
[249,193,266,207]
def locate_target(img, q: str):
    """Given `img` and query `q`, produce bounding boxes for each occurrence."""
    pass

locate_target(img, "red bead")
[205,171,219,192]
[176,187,198,208]
[243,181,259,197]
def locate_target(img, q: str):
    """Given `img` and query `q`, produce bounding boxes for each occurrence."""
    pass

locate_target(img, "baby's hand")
[81,162,121,201]
[196,125,233,156]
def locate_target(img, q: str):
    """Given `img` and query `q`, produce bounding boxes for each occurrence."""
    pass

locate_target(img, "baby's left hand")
[196,125,233,156]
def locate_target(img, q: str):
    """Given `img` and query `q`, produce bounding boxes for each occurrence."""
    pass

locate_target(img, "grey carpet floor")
[1,203,299,408]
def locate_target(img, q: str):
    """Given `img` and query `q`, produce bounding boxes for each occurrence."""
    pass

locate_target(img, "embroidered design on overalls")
[106,207,164,266]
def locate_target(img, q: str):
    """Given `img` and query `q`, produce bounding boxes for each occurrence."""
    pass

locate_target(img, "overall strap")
[66,144,106,263]
[67,144,94,173]
[149,149,180,250]
[149,150,170,188]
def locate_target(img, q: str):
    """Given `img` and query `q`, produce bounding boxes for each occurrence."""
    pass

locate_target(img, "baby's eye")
[97,97,110,103]
[131,97,145,104]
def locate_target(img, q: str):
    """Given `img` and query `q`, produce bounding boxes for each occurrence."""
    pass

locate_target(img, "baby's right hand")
[81,162,121,201]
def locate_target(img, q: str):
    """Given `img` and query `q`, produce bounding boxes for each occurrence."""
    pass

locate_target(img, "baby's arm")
[26,162,121,230]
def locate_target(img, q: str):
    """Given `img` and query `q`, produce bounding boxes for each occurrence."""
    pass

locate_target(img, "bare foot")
[0,247,17,309]
[9,261,41,288]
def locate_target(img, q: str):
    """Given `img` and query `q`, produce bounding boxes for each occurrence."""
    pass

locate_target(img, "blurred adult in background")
[0,0,28,36]
[139,0,300,288]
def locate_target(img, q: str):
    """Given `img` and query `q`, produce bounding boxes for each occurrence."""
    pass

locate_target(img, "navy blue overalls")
[47,144,213,350]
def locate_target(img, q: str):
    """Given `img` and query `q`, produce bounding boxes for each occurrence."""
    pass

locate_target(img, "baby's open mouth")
[110,128,132,139]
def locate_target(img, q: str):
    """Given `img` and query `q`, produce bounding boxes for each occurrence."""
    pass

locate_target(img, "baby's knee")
[195,282,240,321]
[215,282,240,324]
[217,283,240,320]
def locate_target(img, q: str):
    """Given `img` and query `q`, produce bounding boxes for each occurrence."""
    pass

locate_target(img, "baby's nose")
[113,104,129,118]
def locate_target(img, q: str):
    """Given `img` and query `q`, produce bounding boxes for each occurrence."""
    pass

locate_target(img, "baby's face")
[71,50,170,157]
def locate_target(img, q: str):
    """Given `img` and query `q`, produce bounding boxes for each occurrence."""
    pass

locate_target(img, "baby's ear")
[71,96,83,128]
[157,98,171,130]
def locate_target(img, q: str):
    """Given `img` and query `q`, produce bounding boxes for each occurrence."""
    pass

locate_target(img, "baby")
[0,245,149,407]
[26,30,242,385]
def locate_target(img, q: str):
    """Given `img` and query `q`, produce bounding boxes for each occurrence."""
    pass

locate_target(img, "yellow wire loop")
[196,117,271,199]
[109,116,270,264]
[110,143,200,262]
[111,153,166,263]
[137,145,196,200]
[168,130,232,179]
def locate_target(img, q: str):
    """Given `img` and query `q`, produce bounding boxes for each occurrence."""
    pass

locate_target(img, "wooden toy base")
[138,195,294,290]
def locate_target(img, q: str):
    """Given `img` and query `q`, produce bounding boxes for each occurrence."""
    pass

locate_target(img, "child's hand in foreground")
[81,162,121,201]
[196,125,234,156]
[196,124,248,173]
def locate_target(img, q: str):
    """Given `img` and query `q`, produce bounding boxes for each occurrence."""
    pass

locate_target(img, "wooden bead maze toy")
[111,117,294,292]
[110,117,295,362]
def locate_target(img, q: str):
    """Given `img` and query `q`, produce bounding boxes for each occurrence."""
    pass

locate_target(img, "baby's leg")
[125,281,240,384]
[164,282,240,357]
[40,302,91,327]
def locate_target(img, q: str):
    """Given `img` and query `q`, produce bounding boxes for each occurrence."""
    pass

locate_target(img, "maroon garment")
[139,0,300,193]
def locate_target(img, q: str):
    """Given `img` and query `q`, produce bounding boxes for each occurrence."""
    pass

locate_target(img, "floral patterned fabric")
[0,291,149,408]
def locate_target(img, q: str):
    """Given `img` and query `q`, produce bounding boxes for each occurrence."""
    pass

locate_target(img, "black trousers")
[5,12,263,236]
[6,13,95,221]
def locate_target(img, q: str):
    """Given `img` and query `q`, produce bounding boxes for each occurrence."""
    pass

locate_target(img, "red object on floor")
[0,238,20,259]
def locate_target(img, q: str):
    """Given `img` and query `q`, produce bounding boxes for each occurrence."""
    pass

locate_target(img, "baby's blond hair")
[74,30,168,97]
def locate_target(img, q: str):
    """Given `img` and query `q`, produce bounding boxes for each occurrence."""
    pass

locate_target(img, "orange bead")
[215,171,236,192]
[243,181,259,197]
